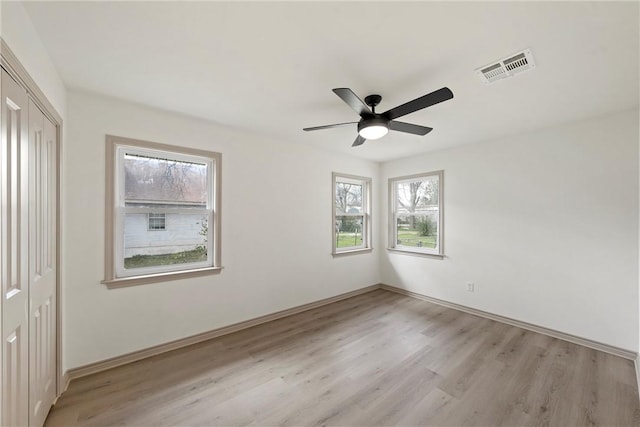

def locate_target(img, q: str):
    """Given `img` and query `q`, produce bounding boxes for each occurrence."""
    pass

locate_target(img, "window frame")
[103,135,222,288]
[388,170,444,258]
[332,172,372,256]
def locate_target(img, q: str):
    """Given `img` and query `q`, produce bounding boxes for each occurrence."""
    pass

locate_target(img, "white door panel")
[1,68,30,427]
[28,100,57,427]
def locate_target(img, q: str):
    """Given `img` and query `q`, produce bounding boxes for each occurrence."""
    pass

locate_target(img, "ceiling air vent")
[476,49,535,84]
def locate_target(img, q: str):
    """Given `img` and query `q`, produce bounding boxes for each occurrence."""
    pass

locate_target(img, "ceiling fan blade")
[388,121,433,136]
[352,135,366,147]
[333,88,372,117]
[383,87,454,120]
[303,121,358,132]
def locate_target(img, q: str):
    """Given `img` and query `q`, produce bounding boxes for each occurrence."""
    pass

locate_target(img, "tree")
[335,182,352,214]
[124,154,207,204]
[418,216,437,236]
[196,217,208,254]
[335,183,362,214]
[398,181,424,229]
[397,179,438,229]
[335,183,363,241]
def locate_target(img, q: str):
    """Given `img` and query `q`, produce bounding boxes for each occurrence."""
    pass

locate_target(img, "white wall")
[64,90,381,370]
[380,109,639,352]
[0,1,67,119]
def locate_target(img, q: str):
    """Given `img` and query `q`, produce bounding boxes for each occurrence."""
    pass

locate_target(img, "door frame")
[1,38,66,397]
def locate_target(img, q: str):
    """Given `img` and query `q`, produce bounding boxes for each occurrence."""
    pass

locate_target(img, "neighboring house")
[123,211,206,257]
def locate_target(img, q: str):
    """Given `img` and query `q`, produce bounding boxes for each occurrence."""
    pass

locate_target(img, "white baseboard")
[380,284,637,361]
[636,354,640,402]
[64,282,638,388]
[53,373,70,406]
[65,284,381,380]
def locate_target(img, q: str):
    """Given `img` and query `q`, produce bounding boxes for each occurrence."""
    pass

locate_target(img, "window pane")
[396,213,438,249]
[148,213,166,230]
[390,171,442,255]
[335,215,364,249]
[335,182,363,214]
[396,177,439,214]
[124,213,208,269]
[124,153,207,207]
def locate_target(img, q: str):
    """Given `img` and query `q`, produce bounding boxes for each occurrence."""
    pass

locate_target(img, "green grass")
[125,247,207,269]
[335,229,436,249]
[396,229,436,248]
[336,232,362,248]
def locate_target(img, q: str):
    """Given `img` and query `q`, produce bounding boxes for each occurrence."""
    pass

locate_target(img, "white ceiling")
[22,1,639,162]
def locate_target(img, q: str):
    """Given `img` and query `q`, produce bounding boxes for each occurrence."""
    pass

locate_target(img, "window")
[333,173,372,255]
[147,213,166,231]
[389,171,443,257]
[104,135,222,286]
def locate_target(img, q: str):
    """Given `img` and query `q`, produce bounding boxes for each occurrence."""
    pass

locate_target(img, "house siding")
[124,213,205,257]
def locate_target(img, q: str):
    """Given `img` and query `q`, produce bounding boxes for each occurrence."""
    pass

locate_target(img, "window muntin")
[333,173,371,254]
[147,213,166,231]
[389,171,443,256]
[104,135,221,285]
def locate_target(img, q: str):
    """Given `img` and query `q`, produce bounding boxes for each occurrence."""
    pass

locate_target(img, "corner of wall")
[636,354,640,403]
[0,1,67,119]
[375,160,386,284]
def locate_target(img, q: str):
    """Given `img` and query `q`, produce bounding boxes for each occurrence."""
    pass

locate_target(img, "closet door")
[28,100,57,427]
[1,69,30,427]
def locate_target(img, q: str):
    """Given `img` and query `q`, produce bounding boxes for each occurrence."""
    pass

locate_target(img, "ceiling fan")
[303,87,454,147]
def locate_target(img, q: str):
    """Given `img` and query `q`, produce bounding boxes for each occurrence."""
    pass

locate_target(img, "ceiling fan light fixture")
[358,118,389,140]
[359,125,388,140]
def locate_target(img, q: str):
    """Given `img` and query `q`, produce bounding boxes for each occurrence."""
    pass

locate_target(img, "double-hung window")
[104,135,221,286]
[389,171,443,256]
[332,173,371,255]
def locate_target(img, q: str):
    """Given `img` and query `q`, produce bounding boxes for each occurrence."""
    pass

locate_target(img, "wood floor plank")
[46,289,640,427]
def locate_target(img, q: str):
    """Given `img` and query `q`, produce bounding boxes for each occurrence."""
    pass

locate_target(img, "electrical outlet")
[466,282,475,292]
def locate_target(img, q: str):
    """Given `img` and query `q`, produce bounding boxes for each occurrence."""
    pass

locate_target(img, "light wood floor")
[46,289,640,427]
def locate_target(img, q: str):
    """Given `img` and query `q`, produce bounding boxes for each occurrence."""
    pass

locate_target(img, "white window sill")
[386,248,445,259]
[332,248,373,257]
[103,266,223,289]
